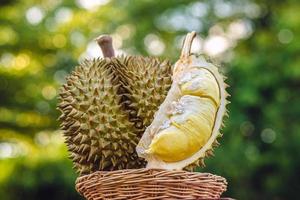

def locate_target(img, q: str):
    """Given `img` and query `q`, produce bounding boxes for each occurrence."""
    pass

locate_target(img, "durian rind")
[110,56,172,129]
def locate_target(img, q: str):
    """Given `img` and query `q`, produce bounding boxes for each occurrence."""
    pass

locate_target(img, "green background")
[0,0,299,199]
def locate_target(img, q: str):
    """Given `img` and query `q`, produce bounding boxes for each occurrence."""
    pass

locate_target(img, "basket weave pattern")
[76,168,227,200]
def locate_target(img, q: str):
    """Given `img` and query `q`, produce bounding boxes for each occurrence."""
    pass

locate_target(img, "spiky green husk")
[111,56,172,127]
[58,56,172,175]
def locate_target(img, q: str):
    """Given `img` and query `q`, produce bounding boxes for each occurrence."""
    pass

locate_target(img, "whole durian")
[136,31,229,171]
[58,36,172,175]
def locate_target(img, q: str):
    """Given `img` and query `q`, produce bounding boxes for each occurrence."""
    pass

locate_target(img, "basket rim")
[75,168,228,200]
[76,168,227,182]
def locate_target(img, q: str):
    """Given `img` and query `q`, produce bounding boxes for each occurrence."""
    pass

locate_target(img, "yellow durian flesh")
[180,68,220,106]
[147,95,218,162]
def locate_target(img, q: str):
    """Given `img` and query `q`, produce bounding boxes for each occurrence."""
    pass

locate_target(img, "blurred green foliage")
[0,0,299,199]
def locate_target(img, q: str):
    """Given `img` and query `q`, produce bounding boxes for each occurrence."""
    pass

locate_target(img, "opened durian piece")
[58,36,172,175]
[136,31,229,170]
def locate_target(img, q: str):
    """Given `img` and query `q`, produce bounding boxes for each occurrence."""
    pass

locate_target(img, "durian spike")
[95,35,115,58]
[136,31,229,170]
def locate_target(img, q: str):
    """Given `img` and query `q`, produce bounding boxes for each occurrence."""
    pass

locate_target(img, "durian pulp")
[146,68,220,162]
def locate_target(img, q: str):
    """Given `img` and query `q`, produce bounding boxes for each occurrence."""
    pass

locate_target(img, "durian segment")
[179,68,220,106]
[136,31,229,170]
[147,96,218,162]
[58,58,145,175]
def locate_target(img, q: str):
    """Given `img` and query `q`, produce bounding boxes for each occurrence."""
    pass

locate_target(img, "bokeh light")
[261,128,276,144]
[42,85,57,100]
[144,34,165,56]
[277,29,294,44]
[26,6,44,25]
[76,0,110,10]
[204,35,230,56]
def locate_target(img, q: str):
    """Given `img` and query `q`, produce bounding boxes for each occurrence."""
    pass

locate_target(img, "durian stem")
[180,31,196,58]
[173,31,197,74]
[95,35,115,58]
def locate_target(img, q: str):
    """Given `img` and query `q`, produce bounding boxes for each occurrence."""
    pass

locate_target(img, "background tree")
[0,0,299,199]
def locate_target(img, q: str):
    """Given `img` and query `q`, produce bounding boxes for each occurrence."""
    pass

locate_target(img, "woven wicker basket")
[76,168,228,200]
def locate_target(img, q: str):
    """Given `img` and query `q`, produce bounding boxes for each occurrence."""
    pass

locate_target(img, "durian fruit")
[136,31,229,171]
[58,36,172,175]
